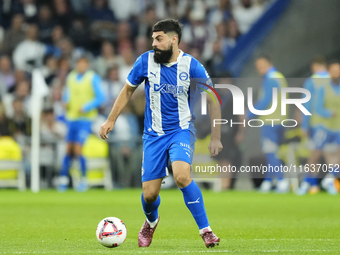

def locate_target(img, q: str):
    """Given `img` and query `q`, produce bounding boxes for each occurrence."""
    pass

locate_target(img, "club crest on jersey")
[154,83,184,97]
[179,72,188,81]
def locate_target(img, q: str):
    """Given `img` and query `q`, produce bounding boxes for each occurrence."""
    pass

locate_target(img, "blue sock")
[78,155,86,177]
[180,180,209,229]
[141,193,160,222]
[60,155,71,176]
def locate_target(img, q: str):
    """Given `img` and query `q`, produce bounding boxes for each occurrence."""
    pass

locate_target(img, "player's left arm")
[207,93,223,157]
[81,74,105,113]
[193,60,223,157]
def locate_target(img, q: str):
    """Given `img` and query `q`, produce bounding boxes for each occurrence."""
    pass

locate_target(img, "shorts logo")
[179,72,188,81]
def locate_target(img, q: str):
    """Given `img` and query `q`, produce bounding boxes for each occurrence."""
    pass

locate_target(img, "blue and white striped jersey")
[126,50,210,136]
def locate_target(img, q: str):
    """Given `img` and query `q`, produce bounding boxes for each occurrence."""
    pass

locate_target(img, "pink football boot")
[200,228,220,248]
[138,216,160,247]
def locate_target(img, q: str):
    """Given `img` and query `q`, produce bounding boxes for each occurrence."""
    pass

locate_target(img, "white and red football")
[96,217,127,248]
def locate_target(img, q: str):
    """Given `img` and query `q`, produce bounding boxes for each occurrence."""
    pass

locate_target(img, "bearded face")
[153,43,173,64]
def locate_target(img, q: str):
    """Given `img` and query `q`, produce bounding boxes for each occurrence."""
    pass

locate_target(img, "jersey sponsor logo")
[154,83,184,97]
[180,142,190,149]
[154,83,167,91]
[179,72,188,81]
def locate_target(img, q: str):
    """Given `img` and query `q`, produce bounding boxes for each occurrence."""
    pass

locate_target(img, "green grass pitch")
[0,188,339,254]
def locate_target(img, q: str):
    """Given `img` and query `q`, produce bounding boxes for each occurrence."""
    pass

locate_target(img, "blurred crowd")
[0,0,271,188]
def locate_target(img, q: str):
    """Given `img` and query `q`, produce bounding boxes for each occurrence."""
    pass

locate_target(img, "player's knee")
[174,175,192,188]
[143,191,158,204]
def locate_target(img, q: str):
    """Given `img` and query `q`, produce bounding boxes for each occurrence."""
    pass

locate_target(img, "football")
[96,217,127,248]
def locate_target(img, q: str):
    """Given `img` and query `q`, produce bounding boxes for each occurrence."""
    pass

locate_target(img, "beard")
[153,44,173,64]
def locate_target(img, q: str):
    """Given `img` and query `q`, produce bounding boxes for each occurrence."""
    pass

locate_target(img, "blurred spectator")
[117,22,132,54]
[94,41,124,78]
[8,98,32,140]
[88,0,117,47]
[13,23,46,73]
[178,40,188,54]
[2,14,26,55]
[100,66,124,116]
[40,108,66,144]
[138,6,158,45]
[182,9,215,53]
[108,103,141,188]
[163,0,180,19]
[37,5,56,44]
[52,57,70,88]
[87,0,116,22]
[130,87,145,136]
[119,48,135,84]
[14,69,28,88]
[213,77,244,190]
[3,80,32,118]
[135,36,150,58]
[41,54,58,86]
[0,26,4,51]
[208,0,232,26]
[0,103,11,136]
[68,16,91,50]
[205,18,240,68]
[226,18,241,43]
[51,25,65,45]
[47,84,66,122]
[188,47,203,63]
[233,0,264,34]
[53,0,74,34]
[70,0,91,14]
[107,0,138,21]
[0,56,16,94]
[206,41,225,76]
[44,25,65,58]
[11,0,38,23]
[57,37,93,69]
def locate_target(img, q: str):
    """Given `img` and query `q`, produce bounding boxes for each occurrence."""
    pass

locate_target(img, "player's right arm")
[99,84,137,140]
[99,54,146,140]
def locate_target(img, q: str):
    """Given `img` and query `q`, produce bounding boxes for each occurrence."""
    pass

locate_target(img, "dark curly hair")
[152,19,182,45]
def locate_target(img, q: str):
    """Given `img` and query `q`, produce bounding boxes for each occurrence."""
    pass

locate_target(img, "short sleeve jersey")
[127,50,210,136]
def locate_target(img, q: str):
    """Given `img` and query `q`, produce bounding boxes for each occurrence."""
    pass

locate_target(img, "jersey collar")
[162,50,183,67]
